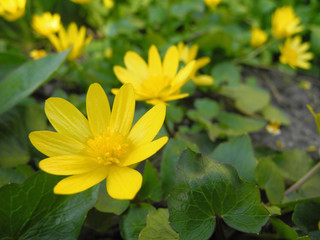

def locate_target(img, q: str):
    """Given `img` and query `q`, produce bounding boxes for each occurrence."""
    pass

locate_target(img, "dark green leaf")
[292,201,320,233]
[168,150,269,240]
[139,161,162,201]
[120,203,156,240]
[210,134,256,183]
[139,209,179,240]
[0,171,98,239]
[0,165,34,187]
[0,52,28,81]
[0,50,69,115]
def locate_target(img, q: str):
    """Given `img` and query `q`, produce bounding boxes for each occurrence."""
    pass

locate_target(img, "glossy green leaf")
[139,161,162,201]
[261,105,290,126]
[120,203,156,240]
[292,201,320,233]
[210,134,256,183]
[0,171,98,239]
[0,165,34,187]
[270,218,298,239]
[0,50,69,115]
[94,180,129,215]
[168,150,269,240]
[139,209,179,240]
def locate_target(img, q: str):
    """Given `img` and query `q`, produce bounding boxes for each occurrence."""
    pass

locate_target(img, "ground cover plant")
[0,0,320,239]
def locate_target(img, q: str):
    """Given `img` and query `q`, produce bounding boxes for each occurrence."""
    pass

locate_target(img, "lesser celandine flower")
[266,122,281,136]
[177,42,213,86]
[29,49,47,60]
[70,0,92,4]
[29,83,168,199]
[250,27,268,48]
[203,0,222,9]
[48,22,92,60]
[0,0,26,21]
[32,12,61,37]
[279,36,313,69]
[271,6,303,39]
[113,45,195,105]
[103,0,114,9]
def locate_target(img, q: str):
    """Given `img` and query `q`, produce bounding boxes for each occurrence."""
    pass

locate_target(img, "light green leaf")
[139,161,162,201]
[168,150,269,240]
[0,50,69,115]
[270,218,298,239]
[194,98,220,120]
[139,209,179,240]
[210,134,256,183]
[262,105,290,126]
[0,171,98,239]
[210,62,240,86]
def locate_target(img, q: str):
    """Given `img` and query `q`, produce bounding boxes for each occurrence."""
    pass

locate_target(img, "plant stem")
[284,161,320,196]
[164,119,174,138]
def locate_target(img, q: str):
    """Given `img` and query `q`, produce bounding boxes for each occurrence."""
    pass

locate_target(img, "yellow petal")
[162,93,189,102]
[192,74,214,86]
[113,66,142,87]
[188,44,199,62]
[172,60,195,90]
[29,131,87,157]
[163,46,179,78]
[48,34,62,52]
[128,103,166,147]
[120,136,168,166]
[124,51,149,79]
[109,84,135,136]
[39,155,99,175]
[45,97,92,143]
[87,83,111,136]
[148,45,162,76]
[54,166,108,194]
[106,166,142,199]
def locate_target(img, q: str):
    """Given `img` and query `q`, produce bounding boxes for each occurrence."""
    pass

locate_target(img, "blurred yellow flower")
[32,12,61,37]
[29,49,47,60]
[266,122,281,136]
[29,83,168,199]
[307,105,320,136]
[279,36,313,69]
[177,42,213,86]
[70,0,92,4]
[103,0,114,9]
[113,45,195,105]
[250,27,268,48]
[203,0,222,9]
[0,0,26,21]
[48,22,92,61]
[104,47,112,59]
[299,80,311,90]
[272,6,303,39]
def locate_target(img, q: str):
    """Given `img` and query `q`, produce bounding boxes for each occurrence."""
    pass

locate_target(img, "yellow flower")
[103,0,114,9]
[113,45,195,105]
[29,49,47,60]
[32,12,61,37]
[29,83,168,199]
[177,42,213,86]
[0,0,26,21]
[48,22,92,61]
[272,6,303,39]
[279,36,313,69]
[70,0,92,4]
[266,122,281,136]
[250,27,268,48]
[104,47,112,59]
[203,0,222,9]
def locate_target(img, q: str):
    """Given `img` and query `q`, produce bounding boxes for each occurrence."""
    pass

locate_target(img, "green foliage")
[270,218,298,239]
[139,161,162,201]
[292,201,320,234]
[261,104,291,125]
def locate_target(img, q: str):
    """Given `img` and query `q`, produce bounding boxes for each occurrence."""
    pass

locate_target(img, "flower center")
[87,132,128,165]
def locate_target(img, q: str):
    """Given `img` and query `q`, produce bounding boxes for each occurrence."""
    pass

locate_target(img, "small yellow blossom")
[307,105,320,135]
[48,22,92,61]
[279,36,313,70]
[29,49,47,60]
[103,0,114,9]
[32,12,61,37]
[250,27,268,48]
[276,141,285,148]
[299,81,311,90]
[177,42,213,86]
[29,83,168,199]
[266,122,281,136]
[0,0,26,21]
[70,0,92,4]
[307,145,317,152]
[272,6,303,39]
[203,0,222,9]
[113,45,195,105]
[104,47,112,59]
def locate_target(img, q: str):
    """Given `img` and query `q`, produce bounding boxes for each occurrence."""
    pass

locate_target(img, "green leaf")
[24,103,48,132]
[255,157,285,204]
[292,201,320,233]
[219,84,270,114]
[139,161,162,201]
[194,98,220,120]
[210,62,240,86]
[0,50,69,115]
[94,180,129,215]
[261,105,290,125]
[168,150,269,240]
[0,52,28,81]
[0,165,35,187]
[310,25,320,54]
[270,218,298,239]
[0,171,98,239]
[0,110,29,168]
[139,209,179,240]
[210,134,256,183]
[120,203,156,240]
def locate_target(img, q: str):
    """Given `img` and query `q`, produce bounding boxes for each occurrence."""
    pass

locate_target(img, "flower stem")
[284,161,320,196]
